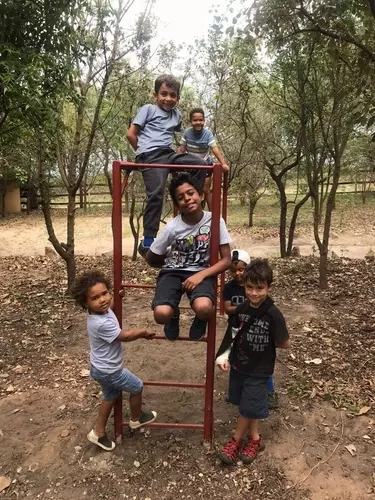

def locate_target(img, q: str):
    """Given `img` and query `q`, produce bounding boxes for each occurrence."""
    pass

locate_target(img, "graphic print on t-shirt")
[166,224,211,269]
[234,313,271,366]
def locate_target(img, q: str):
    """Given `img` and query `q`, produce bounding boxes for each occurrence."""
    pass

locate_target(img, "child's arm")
[145,250,166,268]
[275,338,290,349]
[126,123,140,151]
[145,223,173,268]
[211,145,229,172]
[182,243,231,291]
[224,300,237,316]
[126,104,150,151]
[216,348,231,371]
[117,328,155,342]
[272,307,290,349]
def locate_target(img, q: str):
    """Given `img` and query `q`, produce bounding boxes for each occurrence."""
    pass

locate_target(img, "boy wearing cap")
[222,250,278,409]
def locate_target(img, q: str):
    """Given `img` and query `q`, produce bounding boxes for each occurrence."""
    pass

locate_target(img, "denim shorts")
[90,365,143,401]
[228,368,269,420]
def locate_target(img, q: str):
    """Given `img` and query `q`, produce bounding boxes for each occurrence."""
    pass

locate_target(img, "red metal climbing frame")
[112,161,228,442]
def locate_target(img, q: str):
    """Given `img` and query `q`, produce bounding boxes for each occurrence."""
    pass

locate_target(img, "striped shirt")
[181,127,216,161]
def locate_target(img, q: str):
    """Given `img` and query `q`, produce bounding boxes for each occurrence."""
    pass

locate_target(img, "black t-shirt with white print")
[223,279,246,309]
[230,299,289,377]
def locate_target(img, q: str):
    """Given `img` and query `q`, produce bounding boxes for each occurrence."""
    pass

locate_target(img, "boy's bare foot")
[129,410,157,430]
[87,429,115,451]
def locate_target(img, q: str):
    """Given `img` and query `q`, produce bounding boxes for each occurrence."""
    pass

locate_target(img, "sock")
[267,376,275,393]
[143,236,154,248]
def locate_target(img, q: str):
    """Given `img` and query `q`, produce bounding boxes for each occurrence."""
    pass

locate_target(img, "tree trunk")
[66,192,76,291]
[79,186,84,209]
[286,191,312,256]
[248,199,257,227]
[0,186,5,217]
[124,189,129,214]
[319,247,328,289]
[273,177,288,258]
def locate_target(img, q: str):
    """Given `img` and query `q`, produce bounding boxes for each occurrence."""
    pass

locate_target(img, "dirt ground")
[1,205,375,499]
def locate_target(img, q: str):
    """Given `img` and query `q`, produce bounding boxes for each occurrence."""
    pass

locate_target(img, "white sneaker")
[129,410,157,430]
[87,429,115,451]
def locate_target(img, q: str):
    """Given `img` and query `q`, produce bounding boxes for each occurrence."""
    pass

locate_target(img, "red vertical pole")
[219,171,229,315]
[112,161,123,442]
[204,163,222,442]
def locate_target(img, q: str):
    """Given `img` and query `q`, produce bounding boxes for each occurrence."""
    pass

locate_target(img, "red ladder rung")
[123,422,204,430]
[121,282,155,289]
[143,380,205,389]
[151,335,207,342]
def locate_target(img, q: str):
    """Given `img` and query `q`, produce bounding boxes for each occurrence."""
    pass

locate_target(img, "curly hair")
[189,107,205,121]
[243,258,273,286]
[71,270,112,310]
[169,172,203,206]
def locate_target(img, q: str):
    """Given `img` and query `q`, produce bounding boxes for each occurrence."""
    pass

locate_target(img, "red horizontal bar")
[121,282,155,289]
[114,161,212,171]
[144,380,205,389]
[151,335,207,342]
[123,422,204,430]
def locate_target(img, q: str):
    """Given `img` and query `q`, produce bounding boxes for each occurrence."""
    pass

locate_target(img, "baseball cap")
[231,249,250,265]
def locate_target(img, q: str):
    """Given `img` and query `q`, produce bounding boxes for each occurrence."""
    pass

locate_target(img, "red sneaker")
[219,438,241,465]
[239,436,265,464]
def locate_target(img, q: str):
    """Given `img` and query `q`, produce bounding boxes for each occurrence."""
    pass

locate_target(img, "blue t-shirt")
[181,127,216,161]
[132,104,182,155]
[87,309,122,373]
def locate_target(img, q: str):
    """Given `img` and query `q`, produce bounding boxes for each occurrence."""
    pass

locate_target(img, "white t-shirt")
[150,211,231,272]
[87,309,122,373]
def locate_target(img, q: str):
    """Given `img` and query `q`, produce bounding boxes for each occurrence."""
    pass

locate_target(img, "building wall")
[0,187,21,213]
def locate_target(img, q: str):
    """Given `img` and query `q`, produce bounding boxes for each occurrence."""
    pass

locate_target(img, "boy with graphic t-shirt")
[178,107,229,211]
[216,259,290,465]
[127,76,207,258]
[146,172,231,340]
[223,249,279,409]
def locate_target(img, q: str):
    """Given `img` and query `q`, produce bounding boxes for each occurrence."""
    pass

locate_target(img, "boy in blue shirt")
[223,249,279,409]
[146,172,231,340]
[127,75,207,257]
[179,107,229,211]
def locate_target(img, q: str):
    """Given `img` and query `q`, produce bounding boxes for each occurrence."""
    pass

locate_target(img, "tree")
[35,0,154,291]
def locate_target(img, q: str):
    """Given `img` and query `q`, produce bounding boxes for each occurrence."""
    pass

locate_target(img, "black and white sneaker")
[189,316,207,340]
[164,310,180,340]
[87,429,115,451]
[129,410,157,430]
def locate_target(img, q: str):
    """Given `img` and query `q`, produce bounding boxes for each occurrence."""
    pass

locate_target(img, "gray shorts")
[90,365,143,401]
[152,270,215,310]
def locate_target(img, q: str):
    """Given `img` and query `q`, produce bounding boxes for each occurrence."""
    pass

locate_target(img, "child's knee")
[154,305,174,324]
[192,298,214,319]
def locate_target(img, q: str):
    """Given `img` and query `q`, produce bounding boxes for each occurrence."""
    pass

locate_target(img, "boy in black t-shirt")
[223,250,279,409]
[216,259,290,465]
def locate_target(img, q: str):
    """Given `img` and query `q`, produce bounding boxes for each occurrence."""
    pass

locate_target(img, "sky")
[150,0,225,46]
